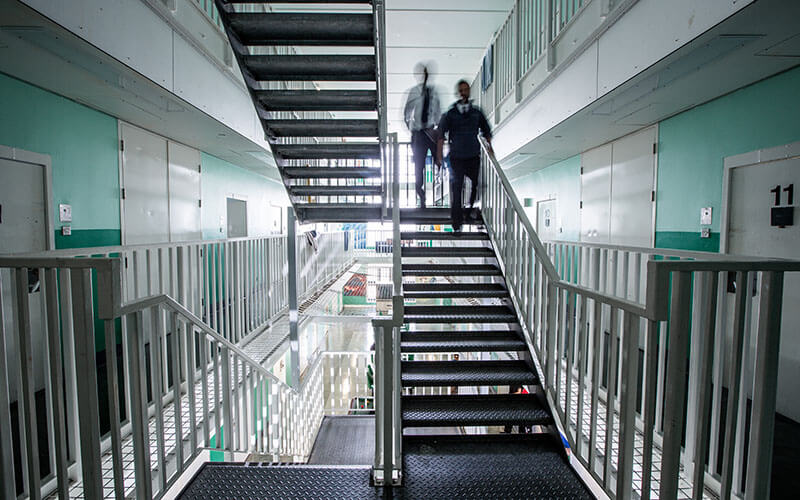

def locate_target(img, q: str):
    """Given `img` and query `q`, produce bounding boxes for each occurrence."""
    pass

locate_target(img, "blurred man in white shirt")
[403,63,442,208]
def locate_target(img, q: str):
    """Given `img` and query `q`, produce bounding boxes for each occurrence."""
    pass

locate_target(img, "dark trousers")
[411,130,436,207]
[449,156,480,229]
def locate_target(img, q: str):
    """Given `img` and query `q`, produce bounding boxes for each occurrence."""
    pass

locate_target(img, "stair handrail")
[114,291,324,498]
[478,137,800,499]
[373,0,389,218]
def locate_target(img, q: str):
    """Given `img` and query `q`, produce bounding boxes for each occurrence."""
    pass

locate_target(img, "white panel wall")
[21,0,268,150]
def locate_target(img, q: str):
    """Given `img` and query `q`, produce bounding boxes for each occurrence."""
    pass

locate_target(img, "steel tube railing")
[477,137,800,499]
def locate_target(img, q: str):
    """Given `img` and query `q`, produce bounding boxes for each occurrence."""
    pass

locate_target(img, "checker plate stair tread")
[402,394,552,427]
[401,246,495,258]
[403,283,509,299]
[402,264,502,276]
[401,231,489,241]
[401,331,525,352]
[401,360,537,387]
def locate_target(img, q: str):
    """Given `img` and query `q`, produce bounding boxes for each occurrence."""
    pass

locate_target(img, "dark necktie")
[421,86,430,128]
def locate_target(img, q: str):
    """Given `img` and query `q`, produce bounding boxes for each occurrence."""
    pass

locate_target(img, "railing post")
[660,271,692,500]
[126,309,152,500]
[545,0,555,71]
[287,207,300,388]
[13,269,40,500]
[745,271,784,500]
[0,272,16,500]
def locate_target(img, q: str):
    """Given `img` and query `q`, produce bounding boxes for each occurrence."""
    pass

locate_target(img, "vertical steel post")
[660,271,692,500]
[287,207,300,388]
[745,271,784,500]
[0,272,17,500]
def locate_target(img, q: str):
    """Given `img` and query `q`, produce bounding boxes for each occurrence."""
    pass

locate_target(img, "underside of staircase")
[214,0,384,223]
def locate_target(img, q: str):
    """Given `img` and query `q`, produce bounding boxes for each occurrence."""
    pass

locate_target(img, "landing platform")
[177,434,593,499]
[294,206,482,225]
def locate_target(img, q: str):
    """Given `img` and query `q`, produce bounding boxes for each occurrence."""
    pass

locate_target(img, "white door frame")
[720,140,800,253]
[0,144,55,250]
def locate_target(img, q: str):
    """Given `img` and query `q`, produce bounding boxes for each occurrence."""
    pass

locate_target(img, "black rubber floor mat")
[308,416,374,465]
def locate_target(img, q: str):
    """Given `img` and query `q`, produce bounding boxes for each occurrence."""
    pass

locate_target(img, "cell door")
[226,198,248,238]
[0,151,51,402]
[536,199,558,242]
[725,147,800,422]
[120,123,169,245]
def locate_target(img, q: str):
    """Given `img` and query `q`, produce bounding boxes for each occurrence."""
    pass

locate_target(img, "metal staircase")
[396,227,591,498]
[214,0,387,223]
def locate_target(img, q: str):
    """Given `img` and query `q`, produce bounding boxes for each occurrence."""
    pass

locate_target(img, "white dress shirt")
[403,83,442,132]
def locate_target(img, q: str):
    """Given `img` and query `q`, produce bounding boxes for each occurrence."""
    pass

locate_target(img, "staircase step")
[267,119,378,138]
[288,185,382,197]
[400,208,482,225]
[401,246,495,258]
[256,90,377,112]
[227,13,374,46]
[401,330,524,352]
[242,55,375,81]
[282,166,380,179]
[402,394,552,427]
[401,360,537,387]
[221,0,372,3]
[404,305,517,324]
[295,204,383,223]
[401,231,489,241]
[402,264,502,277]
[275,143,380,160]
[402,283,509,299]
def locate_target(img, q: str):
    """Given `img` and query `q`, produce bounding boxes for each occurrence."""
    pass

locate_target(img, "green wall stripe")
[654,231,720,253]
[55,229,121,250]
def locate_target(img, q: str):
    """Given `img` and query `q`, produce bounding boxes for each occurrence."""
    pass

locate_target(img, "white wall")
[20,0,268,152]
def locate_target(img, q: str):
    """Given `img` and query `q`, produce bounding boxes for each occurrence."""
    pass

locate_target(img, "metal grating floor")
[178,435,593,499]
[307,416,375,465]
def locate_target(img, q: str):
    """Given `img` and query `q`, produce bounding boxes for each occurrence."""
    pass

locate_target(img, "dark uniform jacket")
[437,101,492,159]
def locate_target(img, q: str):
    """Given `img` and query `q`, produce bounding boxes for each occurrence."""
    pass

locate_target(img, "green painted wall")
[655,66,800,251]
[511,154,582,241]
[201,152,289,240]
[0,72,122,249]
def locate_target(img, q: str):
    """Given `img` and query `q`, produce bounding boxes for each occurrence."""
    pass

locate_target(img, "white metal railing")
[0,230,353,499]
[478,138,800,500]
[484,0,608,119]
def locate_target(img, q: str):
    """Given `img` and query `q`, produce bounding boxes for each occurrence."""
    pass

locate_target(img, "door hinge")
[579,201,583,209]
[653,143,657,154]
[198,199,202,208]
[120,139,124,151]
[580,167,584,175]
[121,188,126,200]
[651,190,655,202]
[124,256,128,268]
[198,164,202,173]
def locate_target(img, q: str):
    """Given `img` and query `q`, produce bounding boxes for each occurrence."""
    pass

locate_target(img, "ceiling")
[384,0,515,140]
[281,0,515,141]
